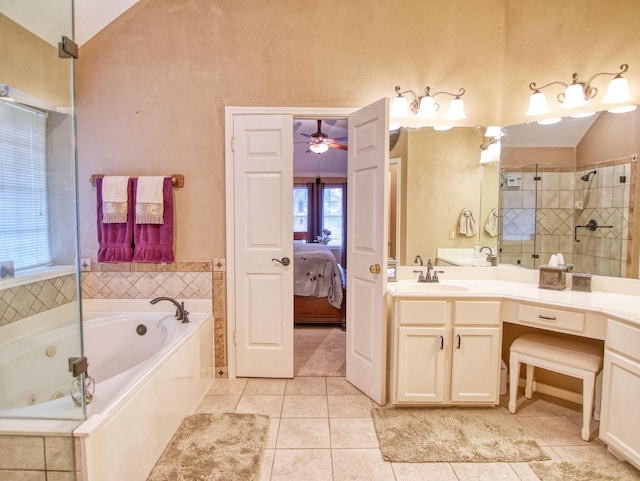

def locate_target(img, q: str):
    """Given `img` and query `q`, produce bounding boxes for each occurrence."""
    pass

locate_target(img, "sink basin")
[389,281,472,294]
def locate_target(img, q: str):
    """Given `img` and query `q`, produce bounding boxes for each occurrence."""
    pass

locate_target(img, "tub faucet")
[150,297,190,323]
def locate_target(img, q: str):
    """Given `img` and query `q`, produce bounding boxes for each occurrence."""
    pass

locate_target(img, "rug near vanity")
[372,406,549,463]
[530,461,640,481]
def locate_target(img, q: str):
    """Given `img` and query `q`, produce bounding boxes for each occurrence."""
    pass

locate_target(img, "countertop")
[388,266,640,327]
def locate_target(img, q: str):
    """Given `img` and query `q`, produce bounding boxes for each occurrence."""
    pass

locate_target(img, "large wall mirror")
[390,126,500,268]
[499,108,640,278]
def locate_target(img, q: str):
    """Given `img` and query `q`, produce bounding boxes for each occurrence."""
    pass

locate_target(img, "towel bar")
[90,174,184,188]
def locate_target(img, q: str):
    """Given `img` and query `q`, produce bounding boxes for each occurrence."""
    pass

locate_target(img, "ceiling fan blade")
[329,143,348,150]
[328,136,348,143]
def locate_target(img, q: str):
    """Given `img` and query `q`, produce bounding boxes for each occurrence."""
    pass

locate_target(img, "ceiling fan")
[297,119,348,154]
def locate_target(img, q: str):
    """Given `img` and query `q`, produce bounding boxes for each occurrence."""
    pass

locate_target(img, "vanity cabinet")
[392,299,501,405]
[600,319,640,468]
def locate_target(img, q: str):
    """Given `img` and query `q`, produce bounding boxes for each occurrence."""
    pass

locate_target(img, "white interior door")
[233,114,294,378]
[346,98,389,405]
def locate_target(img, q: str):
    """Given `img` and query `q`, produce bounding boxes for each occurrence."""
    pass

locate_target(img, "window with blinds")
[0,101,51,270]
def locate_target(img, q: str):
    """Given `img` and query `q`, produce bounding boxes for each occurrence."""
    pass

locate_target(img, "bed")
[293,243,346,329]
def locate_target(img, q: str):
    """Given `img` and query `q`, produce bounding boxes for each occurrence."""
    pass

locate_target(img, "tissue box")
[538,264,572,290]
[571,272,592,292]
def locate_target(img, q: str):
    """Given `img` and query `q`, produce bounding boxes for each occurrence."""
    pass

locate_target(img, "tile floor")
[194,376,631,481]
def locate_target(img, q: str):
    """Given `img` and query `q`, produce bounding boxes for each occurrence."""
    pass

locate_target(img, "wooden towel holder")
[89,174,185,188]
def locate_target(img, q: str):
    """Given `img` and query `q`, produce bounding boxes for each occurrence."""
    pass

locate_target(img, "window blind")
[0,101,51,270]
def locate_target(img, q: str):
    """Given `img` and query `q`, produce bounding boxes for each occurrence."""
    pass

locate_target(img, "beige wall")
[75,0,640,265]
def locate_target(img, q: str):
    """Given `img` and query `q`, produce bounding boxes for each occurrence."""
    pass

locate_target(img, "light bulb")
[602,75,632,104]
[446,97,466,120]
[417,95,437,118]
[391,95,409,117]
[562,82,587,109]
[526,91,549,116]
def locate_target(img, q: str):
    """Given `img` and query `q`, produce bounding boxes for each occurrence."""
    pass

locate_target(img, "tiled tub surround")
[500,160,634,276]
[81,258,229,374]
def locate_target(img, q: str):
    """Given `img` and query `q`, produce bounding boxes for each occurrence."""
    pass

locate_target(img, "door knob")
[272,257,291,266]
[369,263,381,274]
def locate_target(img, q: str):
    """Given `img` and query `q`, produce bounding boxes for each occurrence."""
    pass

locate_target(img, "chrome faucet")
[149,297,190,323]
[415,259,444,283]
[480,246,498,266]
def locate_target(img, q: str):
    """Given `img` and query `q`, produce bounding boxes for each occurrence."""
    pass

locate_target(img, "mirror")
[390,126,500,267]
[499,108,640,278]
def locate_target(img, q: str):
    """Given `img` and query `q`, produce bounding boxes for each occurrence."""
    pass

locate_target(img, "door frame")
[225,106,356,379]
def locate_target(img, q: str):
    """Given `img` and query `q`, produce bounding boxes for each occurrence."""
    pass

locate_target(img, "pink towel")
[132,177,175,263]
[96,177,134,263]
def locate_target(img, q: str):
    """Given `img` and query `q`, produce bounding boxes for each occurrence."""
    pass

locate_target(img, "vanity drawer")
[396,300,447,326]
[607,320,640,362]
[454,301,501,326]
[518,304,584,333]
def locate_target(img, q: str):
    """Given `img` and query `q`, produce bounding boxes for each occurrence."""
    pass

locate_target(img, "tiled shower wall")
[81,258,228,376]
[500,158,634,276]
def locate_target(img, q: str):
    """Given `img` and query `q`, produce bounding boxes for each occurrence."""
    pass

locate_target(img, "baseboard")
[517,378,583,405]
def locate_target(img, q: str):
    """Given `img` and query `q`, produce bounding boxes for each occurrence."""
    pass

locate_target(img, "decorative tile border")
[0,274,77,325]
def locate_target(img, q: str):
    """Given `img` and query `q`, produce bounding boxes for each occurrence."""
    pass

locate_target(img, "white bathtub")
[0,300,214,481]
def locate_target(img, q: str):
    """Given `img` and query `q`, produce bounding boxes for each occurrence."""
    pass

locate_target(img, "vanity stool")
[508,333,603,441]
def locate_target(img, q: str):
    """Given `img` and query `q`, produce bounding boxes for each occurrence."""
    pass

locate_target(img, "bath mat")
[146,412,269,481]
[530,461,640,481]
[372,406,549,463]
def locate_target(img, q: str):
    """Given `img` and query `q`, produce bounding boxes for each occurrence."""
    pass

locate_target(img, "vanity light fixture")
[480,126,501,163]
[526,64,637,119]
[392,85,467,121]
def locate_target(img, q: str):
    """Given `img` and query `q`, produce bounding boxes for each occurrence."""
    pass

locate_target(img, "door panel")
[346,98,389,405]
[234,114,294,378]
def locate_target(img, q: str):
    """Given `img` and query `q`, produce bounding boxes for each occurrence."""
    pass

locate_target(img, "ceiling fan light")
[309,142,329,154]
[417,95,438,118]
[446,97,466,120]
[562,82,587,109]
[602,75,633,104]
[526,91,549,116]
[391,95,409,117]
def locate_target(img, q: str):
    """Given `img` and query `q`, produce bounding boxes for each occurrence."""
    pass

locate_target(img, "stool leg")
[525,364,535,399]
[582,372,595,442]
[508,351,520,414]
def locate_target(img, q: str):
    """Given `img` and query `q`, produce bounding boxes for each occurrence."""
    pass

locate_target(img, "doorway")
[226,100,389,405]
[292,117,348,377]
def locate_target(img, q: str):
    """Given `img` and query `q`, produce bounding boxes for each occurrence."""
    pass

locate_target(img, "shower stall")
[1,0,85,479]
[499,162,632,277]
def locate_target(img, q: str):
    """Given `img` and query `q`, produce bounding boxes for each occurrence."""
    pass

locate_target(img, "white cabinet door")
[396,327,446,403]
[450,327,501,403]
[600,350,640,467]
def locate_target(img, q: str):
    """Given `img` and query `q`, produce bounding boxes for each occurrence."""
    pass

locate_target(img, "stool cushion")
[510,333,602,373]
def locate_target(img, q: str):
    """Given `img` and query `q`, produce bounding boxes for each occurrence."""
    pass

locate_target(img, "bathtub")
[0,299,214,481]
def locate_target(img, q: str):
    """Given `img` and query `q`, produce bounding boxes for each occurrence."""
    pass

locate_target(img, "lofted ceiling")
[502,114,599,148]
[0,0,138,47]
